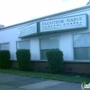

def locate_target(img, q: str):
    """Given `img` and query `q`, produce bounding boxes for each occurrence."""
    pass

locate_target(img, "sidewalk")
[0,72,81,90]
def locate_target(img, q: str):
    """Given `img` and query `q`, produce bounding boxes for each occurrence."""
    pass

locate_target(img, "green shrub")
[16,49,31,71]
[0,50,10,68]
[46,49,63,74]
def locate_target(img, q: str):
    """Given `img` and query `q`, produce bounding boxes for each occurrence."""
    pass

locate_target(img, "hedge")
[16,49,31,71]
[0,50,10,68]
[46,49,63,74]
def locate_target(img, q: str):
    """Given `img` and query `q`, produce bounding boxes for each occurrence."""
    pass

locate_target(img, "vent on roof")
[0,25,4,28]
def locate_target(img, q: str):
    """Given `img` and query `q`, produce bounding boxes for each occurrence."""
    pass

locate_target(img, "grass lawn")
[0,69,89,83]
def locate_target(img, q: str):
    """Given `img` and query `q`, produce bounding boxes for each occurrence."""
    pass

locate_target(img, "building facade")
[0,5,90,74]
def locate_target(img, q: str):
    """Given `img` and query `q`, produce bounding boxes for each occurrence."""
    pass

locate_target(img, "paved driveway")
[0,72,81,90]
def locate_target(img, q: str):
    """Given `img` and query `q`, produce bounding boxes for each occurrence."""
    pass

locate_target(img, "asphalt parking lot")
[0,72,81,90]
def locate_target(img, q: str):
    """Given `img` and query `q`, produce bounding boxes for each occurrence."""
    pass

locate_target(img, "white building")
[0,5,90,74]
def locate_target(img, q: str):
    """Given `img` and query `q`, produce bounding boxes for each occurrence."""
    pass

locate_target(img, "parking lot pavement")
[0,72,81,90]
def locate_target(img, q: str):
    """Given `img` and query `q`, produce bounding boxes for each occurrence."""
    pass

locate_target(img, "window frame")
[0,42,10,50]
[16,40,30,50]
[39,36,60,61]
[73,32,90,61]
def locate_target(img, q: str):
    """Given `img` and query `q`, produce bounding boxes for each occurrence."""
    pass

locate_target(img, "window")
[40,37,59,60]
[0,43,9,50]
[74,33,90,60]
[17,41,30,50]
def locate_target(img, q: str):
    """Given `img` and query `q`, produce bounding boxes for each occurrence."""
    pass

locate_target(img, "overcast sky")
[0,0,89,26]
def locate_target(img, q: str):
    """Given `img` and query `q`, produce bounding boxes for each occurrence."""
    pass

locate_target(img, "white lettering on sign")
[40,14,87,32]
[18,23,37,37]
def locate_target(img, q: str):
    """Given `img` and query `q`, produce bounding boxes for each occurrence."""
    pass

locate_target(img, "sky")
[0,0,89,26]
